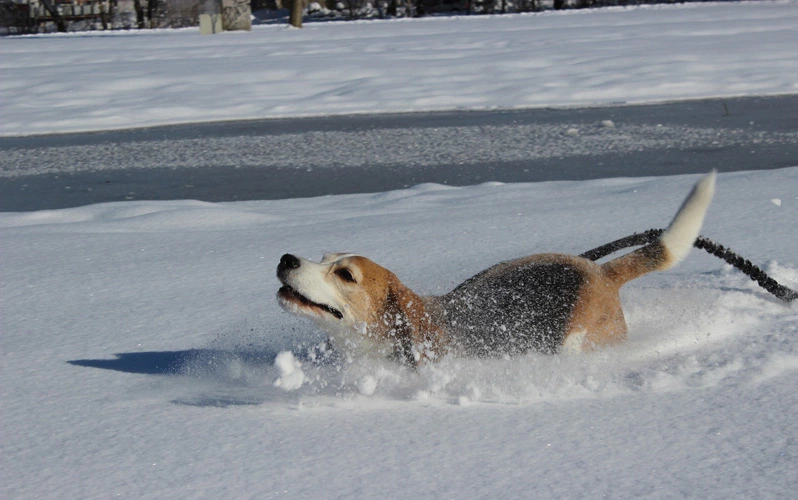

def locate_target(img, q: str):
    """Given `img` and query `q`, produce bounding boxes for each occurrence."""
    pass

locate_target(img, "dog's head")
[276,253,443,364]
[277,253,392,328]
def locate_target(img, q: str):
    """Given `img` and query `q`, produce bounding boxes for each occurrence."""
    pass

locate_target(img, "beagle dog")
[277,172,716,366]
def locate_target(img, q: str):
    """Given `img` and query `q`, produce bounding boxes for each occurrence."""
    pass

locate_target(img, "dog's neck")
[370,279,446,365]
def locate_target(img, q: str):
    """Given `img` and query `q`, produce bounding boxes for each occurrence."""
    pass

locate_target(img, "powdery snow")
[2,169,797,498]
[1,1,798,136]
[2,2,798,497]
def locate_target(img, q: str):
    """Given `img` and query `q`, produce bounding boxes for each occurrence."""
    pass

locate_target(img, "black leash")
[580,229,797,303]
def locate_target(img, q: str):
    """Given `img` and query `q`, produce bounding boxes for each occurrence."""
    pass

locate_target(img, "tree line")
[1,0,725,34]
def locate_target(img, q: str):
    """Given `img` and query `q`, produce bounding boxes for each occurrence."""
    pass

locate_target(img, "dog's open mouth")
[278,285,344,320]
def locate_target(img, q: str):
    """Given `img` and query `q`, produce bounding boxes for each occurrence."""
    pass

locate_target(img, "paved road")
[1,95,797,211]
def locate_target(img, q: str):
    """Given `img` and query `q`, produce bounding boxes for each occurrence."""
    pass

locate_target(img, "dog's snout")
[277,254,301,282]
[280,254,301,271]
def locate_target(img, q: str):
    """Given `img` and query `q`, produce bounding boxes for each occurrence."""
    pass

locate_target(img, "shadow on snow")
[68,348,280,376]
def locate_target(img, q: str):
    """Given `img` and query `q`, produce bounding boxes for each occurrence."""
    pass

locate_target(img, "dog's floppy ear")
[381,281,444,366]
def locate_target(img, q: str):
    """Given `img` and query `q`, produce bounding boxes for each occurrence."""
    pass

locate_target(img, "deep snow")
[2,169,797,498]
[2,2,798,498]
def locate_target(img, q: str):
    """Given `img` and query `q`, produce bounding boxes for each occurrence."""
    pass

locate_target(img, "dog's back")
[429,254,602,356]
[427,172,717,356]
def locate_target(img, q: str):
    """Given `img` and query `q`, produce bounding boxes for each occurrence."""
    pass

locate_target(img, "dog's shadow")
[67,343,338,407]
[68,350,203,375]
[67,341,335,376]
[68,348,286,407]
[69,347,289,374]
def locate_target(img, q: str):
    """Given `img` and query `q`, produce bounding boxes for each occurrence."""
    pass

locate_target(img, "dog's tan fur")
[277,173,716,365]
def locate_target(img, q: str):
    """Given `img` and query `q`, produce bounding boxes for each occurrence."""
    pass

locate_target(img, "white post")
[199,0,224,34]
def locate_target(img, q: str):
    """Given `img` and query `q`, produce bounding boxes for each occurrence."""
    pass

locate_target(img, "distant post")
[199,14,223,34]
[199,0,219,34]
[199,0,223,34]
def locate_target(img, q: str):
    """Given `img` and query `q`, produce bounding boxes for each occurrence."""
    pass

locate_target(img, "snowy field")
[3,170,798,498]
[1,1,797,136]
[2,2,798,499]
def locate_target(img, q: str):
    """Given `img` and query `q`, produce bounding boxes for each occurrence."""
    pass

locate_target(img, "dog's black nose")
[280,254,301,270]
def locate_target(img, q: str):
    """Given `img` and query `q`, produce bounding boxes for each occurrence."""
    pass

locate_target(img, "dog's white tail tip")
[659,170,717,265]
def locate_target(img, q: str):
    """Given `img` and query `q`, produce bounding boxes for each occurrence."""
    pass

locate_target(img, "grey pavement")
[1,95,797,212]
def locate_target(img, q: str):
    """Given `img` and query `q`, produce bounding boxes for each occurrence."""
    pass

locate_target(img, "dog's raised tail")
[602,171,716,287]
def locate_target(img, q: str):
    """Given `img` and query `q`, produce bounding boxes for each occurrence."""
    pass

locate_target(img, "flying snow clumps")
[273,351,305,391]
[357,375,378,396]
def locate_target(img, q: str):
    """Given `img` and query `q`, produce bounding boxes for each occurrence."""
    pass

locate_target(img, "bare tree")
[289,0,302,27]
[413,0,423,17]
[133,0,146,27]
[515,0,539,12]
[99,0,116,30]
[40,0,67,32]
[133,0,160,28]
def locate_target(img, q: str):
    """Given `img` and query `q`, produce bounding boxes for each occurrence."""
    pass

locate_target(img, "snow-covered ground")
[2,2,798,499]
[2,169,797,498]
[1,1,797,136]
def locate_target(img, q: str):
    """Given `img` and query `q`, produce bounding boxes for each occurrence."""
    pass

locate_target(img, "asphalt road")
[1,95,797,212]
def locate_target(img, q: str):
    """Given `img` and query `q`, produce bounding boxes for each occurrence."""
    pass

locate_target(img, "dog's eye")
[335,268,357,284]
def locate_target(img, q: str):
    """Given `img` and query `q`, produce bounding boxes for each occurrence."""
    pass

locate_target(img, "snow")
[2,169,797,498]
[0,1,796,136]
[273,351,306,390]
[2,2,798,498]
